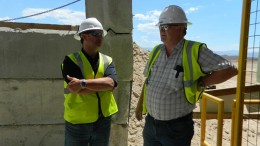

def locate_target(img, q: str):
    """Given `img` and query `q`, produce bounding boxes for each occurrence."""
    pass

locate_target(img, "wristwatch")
[80,79,87,89]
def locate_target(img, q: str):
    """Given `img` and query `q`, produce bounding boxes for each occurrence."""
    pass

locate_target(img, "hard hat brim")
[74,28,108,40]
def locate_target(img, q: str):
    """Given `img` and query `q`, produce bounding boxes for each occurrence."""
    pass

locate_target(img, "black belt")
[148,112,193,124]
[98,113,111,120]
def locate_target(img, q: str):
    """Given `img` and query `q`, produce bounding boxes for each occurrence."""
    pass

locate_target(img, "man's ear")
[183,27,187,35]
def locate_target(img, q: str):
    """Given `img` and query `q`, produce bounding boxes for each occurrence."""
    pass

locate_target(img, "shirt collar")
[161,39,186,54]
[175,39,185,51]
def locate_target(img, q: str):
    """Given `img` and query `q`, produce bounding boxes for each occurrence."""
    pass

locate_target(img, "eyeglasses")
[83,30,103,38]
[88,31,103,38]
[159,24,183,31]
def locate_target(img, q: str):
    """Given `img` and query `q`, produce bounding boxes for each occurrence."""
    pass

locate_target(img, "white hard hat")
[74,17,107,40]
[156,5,192,26]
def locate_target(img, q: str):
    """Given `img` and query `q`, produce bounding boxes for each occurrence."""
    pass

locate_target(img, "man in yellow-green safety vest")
[135,5,238,146]
[61,17,118,146]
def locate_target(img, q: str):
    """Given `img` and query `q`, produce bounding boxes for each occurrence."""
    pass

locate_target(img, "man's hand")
[135,84,145,121]
[67,75,82,93]
[135,104,143,121]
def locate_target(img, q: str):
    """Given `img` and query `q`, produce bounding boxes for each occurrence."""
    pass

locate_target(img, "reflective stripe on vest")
[141,44,162,114]
[183,41,197,87]
[147,44,163,77]
[182,41,206,104]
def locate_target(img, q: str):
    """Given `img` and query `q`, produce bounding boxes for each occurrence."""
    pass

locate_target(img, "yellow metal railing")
[201,93,224,146]
[231,99,260,146]
[234,0,251,145]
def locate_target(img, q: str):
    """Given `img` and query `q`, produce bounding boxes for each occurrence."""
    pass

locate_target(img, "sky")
[0,0,248,53]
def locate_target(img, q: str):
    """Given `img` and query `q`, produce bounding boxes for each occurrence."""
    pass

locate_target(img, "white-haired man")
[135,5,238,146]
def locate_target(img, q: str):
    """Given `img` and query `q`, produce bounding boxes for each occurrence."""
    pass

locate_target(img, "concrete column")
[85,0,133,145]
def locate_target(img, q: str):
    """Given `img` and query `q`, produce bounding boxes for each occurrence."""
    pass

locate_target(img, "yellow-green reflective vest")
[63,51,118,124]
[142,40,206,114]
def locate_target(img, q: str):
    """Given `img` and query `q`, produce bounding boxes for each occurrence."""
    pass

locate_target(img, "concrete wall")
[86,0,133,146]
[0,28,75,146]
[0,1,132,145]
[0,1,132,144]
[0,29,76,146]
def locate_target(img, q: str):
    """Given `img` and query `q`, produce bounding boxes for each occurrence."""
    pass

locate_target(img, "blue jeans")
[143,113,194,146]
[65,117,111,146]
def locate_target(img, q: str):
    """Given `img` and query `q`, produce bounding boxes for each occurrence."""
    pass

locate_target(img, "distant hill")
[143,47,259,59]
[214,50,239,57]
[213,50,259,58]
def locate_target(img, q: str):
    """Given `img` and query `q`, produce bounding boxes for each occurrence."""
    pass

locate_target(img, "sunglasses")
[159,24,183,31]
[83,31,103,38]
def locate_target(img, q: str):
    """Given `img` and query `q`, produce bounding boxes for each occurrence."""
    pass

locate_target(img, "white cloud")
[186,6,199,14]
[134,14,149,20]
[0,17,11,21]
[138,35,160,50]
[134,10,161,21]
[140,36,149,43]
[22,8,85,25]
[133,7,201,49]
[134,10,161,33]
[136,22,157,32]
[133,10,163,49]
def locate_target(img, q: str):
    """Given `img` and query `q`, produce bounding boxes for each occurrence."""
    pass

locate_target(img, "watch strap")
[80,79,87,88]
